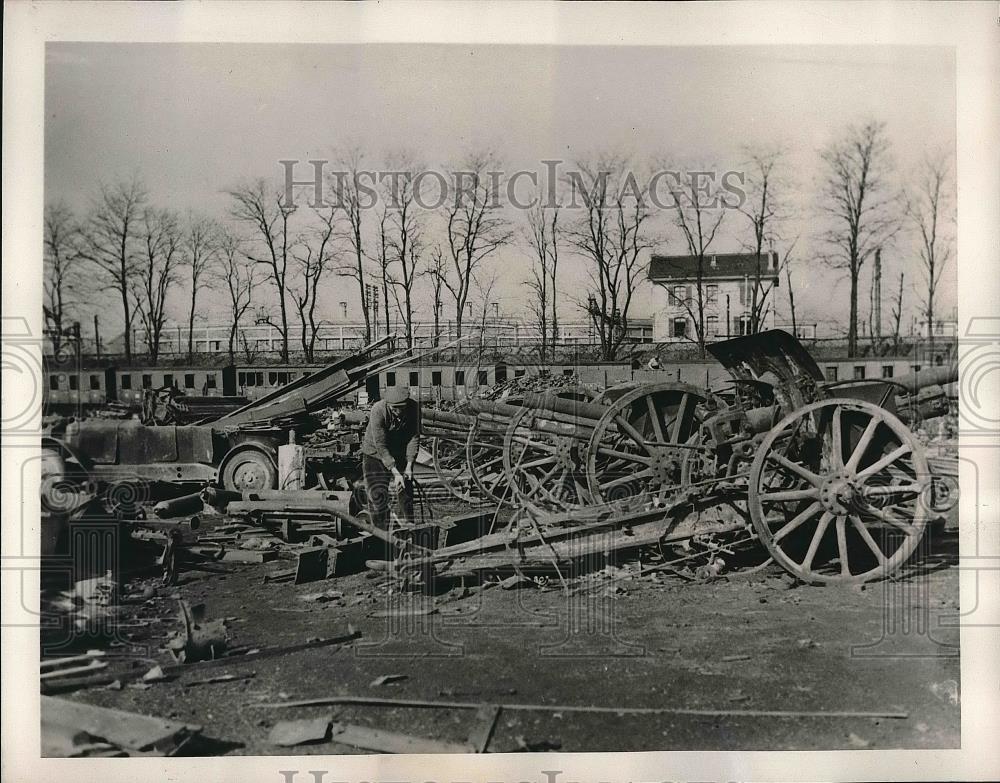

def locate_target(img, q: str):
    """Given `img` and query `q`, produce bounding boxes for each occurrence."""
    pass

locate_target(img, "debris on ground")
[268,717,334,747]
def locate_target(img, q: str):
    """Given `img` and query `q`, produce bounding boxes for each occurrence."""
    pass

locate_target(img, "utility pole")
[93,314,101,360]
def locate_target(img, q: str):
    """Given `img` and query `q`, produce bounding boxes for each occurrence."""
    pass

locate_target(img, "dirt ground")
[45,508,961,754]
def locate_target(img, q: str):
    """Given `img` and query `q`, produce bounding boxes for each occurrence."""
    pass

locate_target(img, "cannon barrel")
[422,408,477,428]
[889,364,958,395]
[520,392,609,422]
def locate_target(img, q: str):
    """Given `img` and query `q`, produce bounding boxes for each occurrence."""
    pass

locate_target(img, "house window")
[385,372,396,387]
[142,374,153,389]
[706,315,719,338]
[911,364,921,373]
[69,375,79,391]
[238,372,246,386]
[120,374,132,390]
[478,370,489,385]
[409,371,419,387]
[210,340,220,351]
[853,366,866,380]
[89,374,101,390]
[672,318,687,338]
[49,375,60,391]
[206,374,217,389]
[269,372,278,385]
[431,371,442,386]
[825,366,839,382]
[184,373,195,389]
[454,370,465,386]
[255,372,264,386]
[671,285,686,305]
[881,365,894,378]
[706,284,718,305]
[163,374,174,388]
[737,315,751,336]
[278,372,289,385]
[514,369,526,378]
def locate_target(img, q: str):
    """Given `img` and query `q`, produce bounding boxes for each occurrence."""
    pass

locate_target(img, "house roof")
[648,252,780,283]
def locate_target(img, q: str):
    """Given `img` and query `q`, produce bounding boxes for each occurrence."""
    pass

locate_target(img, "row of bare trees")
[45,127,954,366]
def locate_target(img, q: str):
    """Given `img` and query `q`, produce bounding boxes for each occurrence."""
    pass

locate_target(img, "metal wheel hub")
[552,436,576,470]
[231,459,270,490]
[648,446,682,484]
[819,469,859,514]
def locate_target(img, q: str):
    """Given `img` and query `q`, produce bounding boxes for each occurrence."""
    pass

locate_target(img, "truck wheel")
[220,448,276,491]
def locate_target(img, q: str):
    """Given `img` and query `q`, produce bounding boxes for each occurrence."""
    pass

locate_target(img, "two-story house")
[647,251,781,343]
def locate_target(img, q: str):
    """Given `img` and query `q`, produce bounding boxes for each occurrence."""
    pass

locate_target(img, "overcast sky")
[45,43,956,337]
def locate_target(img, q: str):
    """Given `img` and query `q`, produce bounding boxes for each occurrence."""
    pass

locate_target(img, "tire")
[220,447,277,492]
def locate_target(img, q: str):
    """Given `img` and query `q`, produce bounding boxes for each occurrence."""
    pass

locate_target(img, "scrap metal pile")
[417,329,958,587]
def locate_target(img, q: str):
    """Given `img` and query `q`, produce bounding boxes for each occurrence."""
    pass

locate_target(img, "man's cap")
[383,386,410,406]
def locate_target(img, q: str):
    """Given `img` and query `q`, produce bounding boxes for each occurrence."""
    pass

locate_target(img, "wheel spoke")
[601,468,654,490]
[829,406,844,468]
[520,455,557,471]
[858,504,916,533]
[646,395,666,443]
[856,444,913,480]
[836,515,850,576]
[845,416,881,472]
[671,393,690,443]
[863,482,923,498]
[768,452,822,487]
[801,511,833,571]
[596,446,652,466]
[850,514,887,565]
[759,487,819,504]
[614,415,654,455]
[772,501,823,542]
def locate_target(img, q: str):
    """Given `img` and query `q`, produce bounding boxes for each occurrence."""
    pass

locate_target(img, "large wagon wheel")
[747,398,931,585]
[584,382,718,506]
[428,403,477,502]
[466,397,524,505]
[502,403,594,511]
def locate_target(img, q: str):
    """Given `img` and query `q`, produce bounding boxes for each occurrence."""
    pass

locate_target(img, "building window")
[120,374,132,390]
[409,371,419,387]
[163,374,174,388]
[184,373,196,389]
[238,372,246,386]
[825,366,838,382]
[385,372,396,387]
[672,318,687,338]
[142,374,153,389]
[478,370,489,385]
[268,372,278,386]
[671,285,686,305]
[514,369,526,378]
[562,368,574,377]
[706,315,719,338]
[454,370,465,386]
[206,374,217,389]
[89,374,101,390]
[431,371,442,386]
[911,364,921,373]
[706,284,718,305]
[853,366,866,380]
[69,375,79,391]
[935,322,944,335]
[210,340,220,351]
[737,315,751,336]
[49,375,60,391]
[881,365,894,378]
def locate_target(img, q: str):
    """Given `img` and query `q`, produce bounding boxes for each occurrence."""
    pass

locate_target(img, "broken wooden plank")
[220,549,278,563]
[41,696,202,756]
[268,716,333,747]
[466,704,501,753]
[40,660,108,681]
[330,722,469,754]
[40,650,107,670]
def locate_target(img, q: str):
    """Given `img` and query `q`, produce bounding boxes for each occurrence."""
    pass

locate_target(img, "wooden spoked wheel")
[428,403,477,502]
[585,382,717,506]
[502,405,592,511]
[748,399,931,585]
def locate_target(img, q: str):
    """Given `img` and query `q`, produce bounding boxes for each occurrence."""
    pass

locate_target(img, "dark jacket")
[361,399,421,470]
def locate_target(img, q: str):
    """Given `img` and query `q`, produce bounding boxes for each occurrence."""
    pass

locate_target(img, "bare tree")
[183,215,220,360]
[214,230,259,362]
[441,150,512,339]
[904,151,954,359]
[817,120,900,357]
[43,202,82,356]
[134,208,183,364]
[384,161,425,348]
[76,176,148,362]
[371,205,394,338]
[889,271,905,355]
[738,145,789,334]
[779,238,800,337]
[331,148,372,343]
[564,154,653,362]
[662,166,729,356]
[524,201,560,364]
[227,178,297,362]
[422,245,448,346]
[291,206,339,361]
[471,271,500,384]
